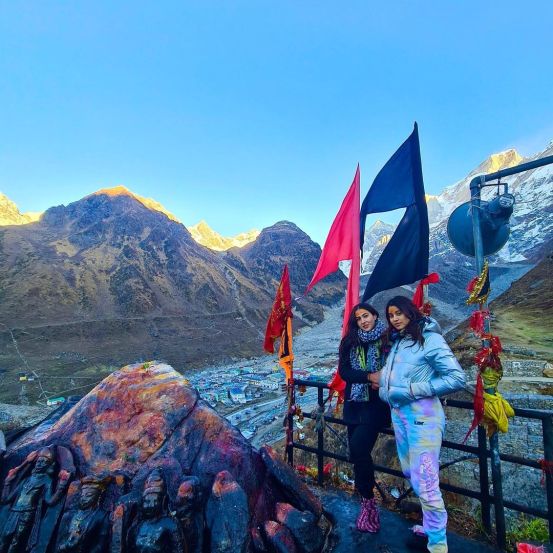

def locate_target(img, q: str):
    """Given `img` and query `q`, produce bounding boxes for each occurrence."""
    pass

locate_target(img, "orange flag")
[264,265,294,382]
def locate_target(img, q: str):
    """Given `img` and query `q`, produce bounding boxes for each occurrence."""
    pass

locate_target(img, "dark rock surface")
[321,489,498,553]
[260,446,323,519]
[275,502,325,553]
[262,520,298,553]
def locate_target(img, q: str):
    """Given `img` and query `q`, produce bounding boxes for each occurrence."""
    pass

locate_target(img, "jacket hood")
[423,317,442,335]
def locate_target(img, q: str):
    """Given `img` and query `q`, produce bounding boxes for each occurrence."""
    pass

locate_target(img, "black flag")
[361,123,429,301]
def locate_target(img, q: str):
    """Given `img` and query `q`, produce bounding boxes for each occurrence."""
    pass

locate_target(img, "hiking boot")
[356,497,380,533]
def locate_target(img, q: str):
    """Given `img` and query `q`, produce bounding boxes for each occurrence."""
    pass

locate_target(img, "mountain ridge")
[0,191,344,391]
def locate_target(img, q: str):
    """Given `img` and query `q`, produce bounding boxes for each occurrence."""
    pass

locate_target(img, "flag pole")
[286,320,295,465]
[263,265,295,462]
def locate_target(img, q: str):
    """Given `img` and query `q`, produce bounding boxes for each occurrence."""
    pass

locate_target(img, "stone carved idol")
[0,446,74,553]
[56,476,111,553]
[175,476,203,553]
[126,469,186,553]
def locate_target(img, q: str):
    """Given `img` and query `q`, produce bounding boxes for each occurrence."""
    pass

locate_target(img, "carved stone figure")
[175,476,203,553]
[0,447,72,553]
[126,469,186,553]
[56,476,110,553]
[206,470,249,553]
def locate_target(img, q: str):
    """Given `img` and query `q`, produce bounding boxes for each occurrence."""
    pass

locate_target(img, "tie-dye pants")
[392,396,447,553]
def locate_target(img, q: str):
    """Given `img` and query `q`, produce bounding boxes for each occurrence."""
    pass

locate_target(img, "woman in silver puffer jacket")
[379,296,466,553]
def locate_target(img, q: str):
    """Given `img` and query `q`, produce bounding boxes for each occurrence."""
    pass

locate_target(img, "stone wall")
[440,391,553,521]
[466,359,553,380]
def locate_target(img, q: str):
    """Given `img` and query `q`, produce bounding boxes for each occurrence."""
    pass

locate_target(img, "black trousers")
[347,422,382,499]
[344,396,390,500]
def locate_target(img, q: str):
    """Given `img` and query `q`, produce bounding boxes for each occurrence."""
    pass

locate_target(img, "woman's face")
[387,305,410,331]
[355,308,377,332]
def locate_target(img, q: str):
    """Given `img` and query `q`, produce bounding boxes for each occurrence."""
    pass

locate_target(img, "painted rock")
[0,362,329,553]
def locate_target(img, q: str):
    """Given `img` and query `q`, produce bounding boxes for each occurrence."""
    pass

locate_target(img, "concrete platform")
[321,490,499,553]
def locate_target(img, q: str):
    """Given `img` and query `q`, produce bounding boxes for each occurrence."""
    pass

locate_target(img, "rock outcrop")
[0,362,329,553]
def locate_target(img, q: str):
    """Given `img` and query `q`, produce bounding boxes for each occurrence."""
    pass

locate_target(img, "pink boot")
[356,497,380,533]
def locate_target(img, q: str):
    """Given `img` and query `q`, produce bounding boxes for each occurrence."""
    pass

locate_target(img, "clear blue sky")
[1,1,552,244]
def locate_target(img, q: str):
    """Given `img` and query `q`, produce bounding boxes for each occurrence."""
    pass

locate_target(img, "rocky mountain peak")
[368,219,393,231]
[270,220,304,232]
[195,219,210,230]
[472,148,523,176]
[91,185,180,223]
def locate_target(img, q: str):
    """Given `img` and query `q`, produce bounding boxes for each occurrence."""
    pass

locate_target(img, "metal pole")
[286,381,294,466]
[489,433,506,549]
[477,425,492,534]
[469,154,553,192]
[317,386,324,486]
[470,177,506,550]
[542,415,553,543]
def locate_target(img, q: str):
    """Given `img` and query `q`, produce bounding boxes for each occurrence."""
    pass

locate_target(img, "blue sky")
[1,1,552,244]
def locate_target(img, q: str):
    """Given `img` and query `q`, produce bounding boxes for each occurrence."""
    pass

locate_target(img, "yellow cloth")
[482,390,514,436]
[481,367,502,388]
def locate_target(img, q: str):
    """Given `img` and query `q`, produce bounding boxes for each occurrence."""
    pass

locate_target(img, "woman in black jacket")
[338,302,390,533]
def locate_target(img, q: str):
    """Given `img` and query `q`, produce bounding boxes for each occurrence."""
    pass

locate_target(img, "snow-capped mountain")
[427,149,524,225]
[0,193,41,226]
[429,143,553,264]
[361,141,553,311]
[189,220,260,251]
[362,142,552,272]
[361,220,395,273]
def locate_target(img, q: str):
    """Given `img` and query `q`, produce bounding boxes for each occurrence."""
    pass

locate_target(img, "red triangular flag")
[306,165,360,336]
[264,265,293,354]
[306,166,361,398]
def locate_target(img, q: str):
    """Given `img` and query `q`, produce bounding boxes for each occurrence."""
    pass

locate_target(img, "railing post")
[489,432,506,550]
[286,381,295,466]
[477,425,492,534]
[542,415,553,543]
[317,386,324,486]
[470,175,506,550]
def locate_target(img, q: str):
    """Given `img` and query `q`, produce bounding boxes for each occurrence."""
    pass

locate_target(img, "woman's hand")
[367,371,381,390]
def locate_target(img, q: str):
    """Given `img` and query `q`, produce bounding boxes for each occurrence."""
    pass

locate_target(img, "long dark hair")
[339,302,380,356]
[384,295,425,347]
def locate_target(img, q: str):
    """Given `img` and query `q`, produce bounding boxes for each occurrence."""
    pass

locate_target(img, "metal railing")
[287,378,553,550]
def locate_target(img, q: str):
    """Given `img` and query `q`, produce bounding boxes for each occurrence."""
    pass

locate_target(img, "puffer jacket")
[379,318,466,409]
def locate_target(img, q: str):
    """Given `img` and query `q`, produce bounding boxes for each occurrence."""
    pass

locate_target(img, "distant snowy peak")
[189,220,260,251]
[362,142,553,270]
[0,193,42,226]
[361,220,395,273]
[428,148,524,225]
[473,149,523,176]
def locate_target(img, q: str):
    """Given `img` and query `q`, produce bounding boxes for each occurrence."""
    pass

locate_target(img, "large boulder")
[0,362,328,553]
